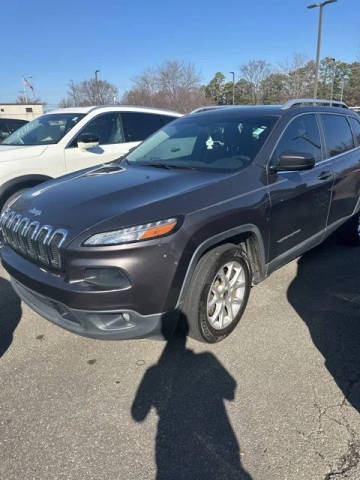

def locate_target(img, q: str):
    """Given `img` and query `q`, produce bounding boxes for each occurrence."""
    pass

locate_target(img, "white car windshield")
[1,113,85,146]
[126,113,278,172]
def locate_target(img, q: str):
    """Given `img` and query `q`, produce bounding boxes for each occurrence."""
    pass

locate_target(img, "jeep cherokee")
[1,99,360,343]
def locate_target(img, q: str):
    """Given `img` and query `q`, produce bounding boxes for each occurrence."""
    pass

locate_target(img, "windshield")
[1,113,85,146]
[126,113,278,172]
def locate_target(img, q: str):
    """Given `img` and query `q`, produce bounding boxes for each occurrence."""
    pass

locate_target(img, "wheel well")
[0,179,46,211]
[199,232,265,285]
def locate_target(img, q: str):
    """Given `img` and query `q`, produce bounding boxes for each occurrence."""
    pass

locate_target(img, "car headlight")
[83,218,178,246]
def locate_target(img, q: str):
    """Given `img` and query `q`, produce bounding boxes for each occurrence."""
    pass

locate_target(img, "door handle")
[318,171,332,181]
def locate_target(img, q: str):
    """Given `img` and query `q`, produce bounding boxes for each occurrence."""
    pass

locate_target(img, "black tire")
[1,189,28,216]
[182,244,251,343]
[338,212,360,246]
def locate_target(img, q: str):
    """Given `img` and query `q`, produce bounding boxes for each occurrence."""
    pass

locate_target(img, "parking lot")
[1,236,360,480]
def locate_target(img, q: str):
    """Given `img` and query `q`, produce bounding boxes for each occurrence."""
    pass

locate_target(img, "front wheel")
[182,244,251,343]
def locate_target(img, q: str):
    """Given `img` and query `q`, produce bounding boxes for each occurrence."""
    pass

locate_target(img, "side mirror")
[77,134,99,150]
[271,152,315,172]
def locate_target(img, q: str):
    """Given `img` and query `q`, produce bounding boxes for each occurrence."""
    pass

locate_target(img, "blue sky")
[1,0,359,107]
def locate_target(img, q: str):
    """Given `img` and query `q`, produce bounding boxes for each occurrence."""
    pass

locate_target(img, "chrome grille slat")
[0,209,68,271]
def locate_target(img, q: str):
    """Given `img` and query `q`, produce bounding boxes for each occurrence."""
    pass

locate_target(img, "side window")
[348,117,360,146]
[321,114,354,158]
[122,112,164,142]
[0,120,10,140]
[73,112,125,147]
[273,114,322,165]
[161,115,178,126]
[8,120,26,134]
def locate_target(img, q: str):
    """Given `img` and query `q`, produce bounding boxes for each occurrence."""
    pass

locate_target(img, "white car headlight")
[83,218,178,246]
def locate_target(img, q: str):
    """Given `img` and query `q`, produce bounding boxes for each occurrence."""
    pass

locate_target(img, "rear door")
[321,114,360,225]
[121,112,175,144]
[268,113,333,262]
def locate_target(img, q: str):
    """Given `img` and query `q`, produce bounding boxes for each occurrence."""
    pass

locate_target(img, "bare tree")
[59,78,118,107]
[280,53,314,98]
[122,60,210,113]
[240,60,272,103]
[16,94,43,104]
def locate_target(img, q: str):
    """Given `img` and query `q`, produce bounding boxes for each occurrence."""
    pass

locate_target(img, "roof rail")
[190,105,232,114]
[85,104,183,116]
[282,98,348,110]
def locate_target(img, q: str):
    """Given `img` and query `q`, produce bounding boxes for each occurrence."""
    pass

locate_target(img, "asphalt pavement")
[1,237,360,480]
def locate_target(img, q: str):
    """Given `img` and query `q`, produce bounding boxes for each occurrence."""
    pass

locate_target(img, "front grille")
[0,209,68,270]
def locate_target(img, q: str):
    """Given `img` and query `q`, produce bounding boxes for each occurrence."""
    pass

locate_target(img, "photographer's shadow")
[0,277,22,358]
[287,238,360,411]
[131,313,252,480]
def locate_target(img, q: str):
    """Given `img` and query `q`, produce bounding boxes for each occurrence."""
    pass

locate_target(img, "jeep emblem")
[29,208,42,217]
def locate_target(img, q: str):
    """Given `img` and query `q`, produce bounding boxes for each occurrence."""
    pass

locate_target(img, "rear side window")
[273,114,322,164]
[348,117,360,146]
[122,112,164,142]
[161,115,178,126]
[321,114,354,158]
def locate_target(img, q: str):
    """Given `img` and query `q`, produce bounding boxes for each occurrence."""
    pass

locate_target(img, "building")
[0,103,43,121]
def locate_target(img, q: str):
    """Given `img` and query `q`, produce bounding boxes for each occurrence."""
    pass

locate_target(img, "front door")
[64,112,138,173]
[268,113,333,262]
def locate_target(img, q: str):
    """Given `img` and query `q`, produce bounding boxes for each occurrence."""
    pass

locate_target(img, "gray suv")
[1,99,360,343]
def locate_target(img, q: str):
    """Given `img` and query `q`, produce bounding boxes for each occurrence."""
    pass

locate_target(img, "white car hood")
[0,145,48,162]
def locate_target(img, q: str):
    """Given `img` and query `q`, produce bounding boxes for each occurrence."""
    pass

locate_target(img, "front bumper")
[11,278,178,340]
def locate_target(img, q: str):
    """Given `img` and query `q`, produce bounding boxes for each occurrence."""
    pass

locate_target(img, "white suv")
[0,105,182,211]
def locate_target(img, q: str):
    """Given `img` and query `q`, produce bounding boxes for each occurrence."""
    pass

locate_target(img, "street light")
[329,57,337,104]
[229,72,235,105]
[307,0,337,99]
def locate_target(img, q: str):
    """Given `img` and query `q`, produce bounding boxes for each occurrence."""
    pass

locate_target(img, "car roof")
[46,105,183,117]
[188,105,283,119]
[188,103,356,120]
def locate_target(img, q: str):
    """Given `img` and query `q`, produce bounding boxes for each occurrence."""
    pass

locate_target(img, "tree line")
[205,55,360,107]
[19,56,360,112]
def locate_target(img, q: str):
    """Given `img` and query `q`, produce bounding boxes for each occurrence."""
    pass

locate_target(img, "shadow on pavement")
[0,277,22,358]
[288,237,360,411]
[131,312,252,480]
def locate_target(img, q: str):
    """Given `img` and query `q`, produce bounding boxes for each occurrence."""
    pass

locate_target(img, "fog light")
[84,268,131,289]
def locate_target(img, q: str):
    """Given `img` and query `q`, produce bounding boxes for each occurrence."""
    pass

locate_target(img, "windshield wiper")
[134,160,196,170]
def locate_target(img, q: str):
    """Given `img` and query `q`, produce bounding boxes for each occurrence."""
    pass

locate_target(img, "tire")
[1,189,28,216]
[338,212,360,246]
[182,244,251,343]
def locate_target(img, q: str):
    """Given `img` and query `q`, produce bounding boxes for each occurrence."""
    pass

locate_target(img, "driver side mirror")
[271,152,315,172]
[77,134,99,150]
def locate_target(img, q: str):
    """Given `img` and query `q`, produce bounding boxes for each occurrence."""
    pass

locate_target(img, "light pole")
[94,69,100,104]
[307,0,337,99]
[230,72,235,105]
[340,75,349,102]
[329,57,336,104]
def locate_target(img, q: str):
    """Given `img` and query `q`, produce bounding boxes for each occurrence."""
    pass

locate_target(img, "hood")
[11,162,243,242]
[0,145,48,162]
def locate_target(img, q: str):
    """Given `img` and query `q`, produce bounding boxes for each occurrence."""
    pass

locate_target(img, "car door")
[320,114,360,226]
[267,113,333,263]
[64,112,132,173]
